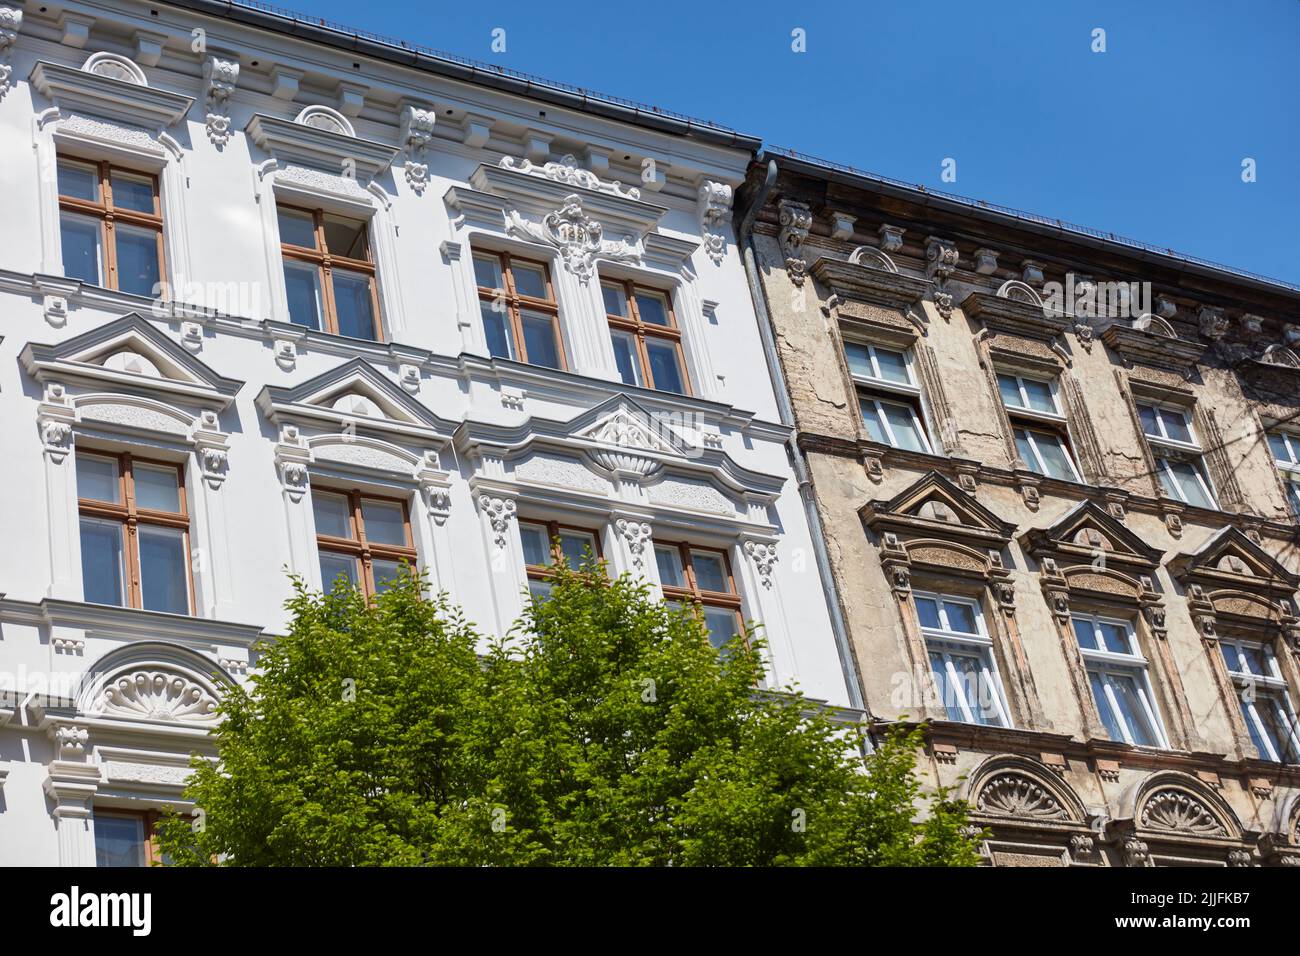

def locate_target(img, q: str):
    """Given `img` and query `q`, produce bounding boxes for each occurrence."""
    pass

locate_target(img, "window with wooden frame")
[519,519,602,602]
[94,809,164,867]
[1136,401,1217,509]
[472,250,565,369]
[844,340,931,453]
[996,372,1081,482]
[312,488,416,598]
[57,157,164,297]
[76,451,193,615]
[654,542,744,650]
[601,280,688,394]
[278,205,382,340]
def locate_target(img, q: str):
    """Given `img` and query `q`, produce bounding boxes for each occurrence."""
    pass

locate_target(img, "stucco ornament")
[101,671,220,723]
[500,153,641,199]
[1140,789,1227,836]
[507,194,639,285]
[0,4,21,98]
[477,495,517,548]
[1198,306,1229,341]
[744,540,778,589]
[400,104,436,193]
[615,518,653,572]
[203,54,240,147]
[976,773,1069,820]
[697,180,733,265]
[778,199,812,286]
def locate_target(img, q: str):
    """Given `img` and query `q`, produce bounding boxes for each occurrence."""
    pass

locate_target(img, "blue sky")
[282,0,1300,284]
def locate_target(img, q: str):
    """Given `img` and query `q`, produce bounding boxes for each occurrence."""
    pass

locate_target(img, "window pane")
[134,463,181,513]
[997,373,1022,408]
[1072,617,1099,650]
[1237,644,1267,676]
[520,311,561,369]
[1021,378,1055,413]
[1033,431,1077,480]
[601,282,628,316]
[371,558,405,593]
[473,254,503,290]
[319,552,359,590]
[929,650,964,722]
[138,525,189,614]
[1099,621,1131,655]
[703,608,739,650]
[313,492,352,539]
[1219,642,1243,674]
[1287,482,1300,517]
[1137,403,1159,437]
[61,213,101,285]
[1111,673,1158,746]
[114,224,161,297]
[519,523,551,567]
[110,171,155,213]
[1268,433,1293,463]
[1257,696,1297,762]
[645,340,685,394]
[361,499,406,547]
[610,331,642,387]
[691,552,728,593]
[283,260,322,330]
[80,518,125,606]
[58,161,99,201]
[1089,672,1127,743]
[942,601,978,635]
[322,214,369,260]
[1165,458,1214,508]
[481,301,515,360]
[1161,409,1193,444]
[95,815,147,867]
[528,577,554,604]
[635,291,670,326]
[844,342,873,379]
[277,208,317,248]
[512,263,548,300]
[77,455,120,503]
[655,546,685,588]
[331,270,377,340]
[872,347,909,385]
[882,401,926,452]
[914,596,941,630]
[860,399,888,443]
[1013,429,1039,473]
[557,532,595,568]
[953,653,998,725]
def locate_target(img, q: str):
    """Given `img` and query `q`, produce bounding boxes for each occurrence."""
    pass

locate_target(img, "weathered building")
[739,150,1300,866]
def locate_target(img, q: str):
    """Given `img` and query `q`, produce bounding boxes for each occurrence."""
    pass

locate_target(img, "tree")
[157,560,982,866]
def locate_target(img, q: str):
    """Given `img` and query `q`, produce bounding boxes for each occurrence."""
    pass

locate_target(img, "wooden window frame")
[314,488,417,599]
[57,157,166,295]
[77,451,194,615]
[602,278,690,394]
[474,250,567,369]
[656,541,744,642]
[519,519,603,581]
[278,204,384,341]
[94,808,165,867]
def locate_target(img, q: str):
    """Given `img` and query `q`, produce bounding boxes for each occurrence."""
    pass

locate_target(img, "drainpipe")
[738,159,867,715]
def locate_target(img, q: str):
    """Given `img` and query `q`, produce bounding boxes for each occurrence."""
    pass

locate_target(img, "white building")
[0,0,856,866]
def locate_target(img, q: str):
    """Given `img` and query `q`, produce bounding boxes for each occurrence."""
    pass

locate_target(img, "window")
[278,206,381,340]
[313,489,416,598]
[601,280,688,394]
[77,452,192,614]
[519,519,601,602]
[1136,402,1216,509]
[996,372,1080,481]
[58,158,164,297]
[1220,637,1300,763]
[1267,431,1300,516]
[473,250,564,369]
[1072,613,1167,747]
[844,341,931,452]
[94,810,161,867]
[655,543,744,651]
[915,591,1009,726]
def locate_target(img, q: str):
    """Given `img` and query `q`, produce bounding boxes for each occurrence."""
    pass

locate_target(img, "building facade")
[740,152,1300,867]
[0,0,856,866]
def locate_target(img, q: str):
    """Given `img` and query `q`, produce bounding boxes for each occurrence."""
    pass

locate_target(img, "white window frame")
[997,372,1064,419]
[1012,424,1081,482]
[1268,431,1300,516]
[846,341,933,453]
[915,590,1011,727]
[860,395,933,453]
[1220,637,1300,763]
[1136,401,1217,508]
[1072,612,1168,748]
[997,372,1081,481]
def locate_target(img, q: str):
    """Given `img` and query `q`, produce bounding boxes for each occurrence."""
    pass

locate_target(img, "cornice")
[0,596,268,647]
[244,112,398,180]
[809,255,932,312]
[961,290,1071,341]
[29,58,193,128]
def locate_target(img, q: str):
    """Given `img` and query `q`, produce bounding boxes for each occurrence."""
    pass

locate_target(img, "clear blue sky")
[278,0,1299,284]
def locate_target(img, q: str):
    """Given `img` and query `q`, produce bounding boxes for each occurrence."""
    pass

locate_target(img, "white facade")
[0,0,851,865]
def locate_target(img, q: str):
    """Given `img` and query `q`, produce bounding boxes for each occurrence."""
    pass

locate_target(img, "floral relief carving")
[500,154,641,199]
[616,518,653,572]
[477,495,517,548]
[101,671,220,723]
[1140,789,1227,836]
[400,104,436,193]
[0,4,21,98]
[53,725,89,759]
[976,773,1069,820]
[697,180,733,265]
[506,193,640,285]
[202,54,239,147]
[744,540,778,589]
[778,199,812,286]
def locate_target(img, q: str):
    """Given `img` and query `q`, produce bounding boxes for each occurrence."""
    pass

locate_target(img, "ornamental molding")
[477,494,517,548]
[1126,772,1242,843]
[245,110,399,183]
[202,53,239,147]
[0,3,21,98]
[743,539,778,589]
[777,199,812,286]
[697,180,733,265]
[1140,789,1228,837]
[615,518,653,572]
[506,193,640,285]
[29,59,193,131]
[1019,499,1164,572]
[1168,525,1300,604]
[925,236,960,319]
[967,754,1087,824]
[962,290,1071,342]
[99,670,220,723]
[861,470,1017,553]
[399,102,436,194]
[500,153,642,200]
[811,256,931,325]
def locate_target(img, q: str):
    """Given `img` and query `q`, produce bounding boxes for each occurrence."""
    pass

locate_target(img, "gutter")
[738,159,867,715]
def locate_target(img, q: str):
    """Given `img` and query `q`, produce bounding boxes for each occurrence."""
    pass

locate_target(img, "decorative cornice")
[961,290,1071,342]
[30,60,193,130]
[244,112,399,181]
[811,257,932,315]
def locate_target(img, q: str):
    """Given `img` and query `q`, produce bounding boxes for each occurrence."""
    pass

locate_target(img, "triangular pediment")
[1020,500,1163,569]
[571,397,686,457]
[1169,527,1300,596]
[861,471,1016,547]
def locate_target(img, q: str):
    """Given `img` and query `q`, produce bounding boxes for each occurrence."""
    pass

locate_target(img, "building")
[738,150,1300,866]
[0,0,856,866]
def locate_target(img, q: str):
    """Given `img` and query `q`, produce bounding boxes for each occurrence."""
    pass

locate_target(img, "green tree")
[158,560,982,866]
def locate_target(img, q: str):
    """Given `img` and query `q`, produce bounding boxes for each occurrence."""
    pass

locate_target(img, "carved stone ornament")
[40,416,74,458]
[53,725,89,759]
[1199,306,1229,341]
[976,773,1069,820]
[926,238,960,320]
[697,180,733,265]
[477,494,517,548]
[0,4,21,98]
[500,153,642,199]
[202,54,239,147]
[400,104,436,194]
[507,193,639,285]
[878,223,905,252]
[1140,789,1227,836]
[1122,836,1152,867]
[778,199,812,287]
[101,670,220,723]
[744,540,778,589]
[1070,834,1096,858]
[615,518,653,572]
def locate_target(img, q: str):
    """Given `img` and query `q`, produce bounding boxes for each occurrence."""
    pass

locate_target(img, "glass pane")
[914,596,941,630]
[557,532,595,568]
[114,224,161,297]
[645,340,685,394]
[610,331,642,387]
[528,577,554,604]
[110,171,155,213]
[1021,378,1055,413]
[1099,621,1131,655]
[929,650,964,722]
[1072,617,1099,650]
[601,283,628,317]
[1111,673,1158,746]
[1219,642,1242,674]
[1268,433,1293,464]
[322,214,369,260]
[138,525,189,614]
[860,399,888,443]
[134,463,181,513]
[520,311,561,369]
[61,213,101,285]
[371,558,405,593]
[1287,482,1300,517]
[319,552,359,590]
[953,654,997,725]
[997,373,1022,408]
[58,161,99,201]
[844,343,873,379]
[80,518,125,606]
[872,347,909,385]
[1238,644,1267,677]
[1013,429,1039,473]
[277,208,317,248]
[331,270,377,340]
[1137,403,1159,437]
[635,291,670,326]
[1166,458,1214,508]
[655,546,685,588]
[512,262,548,300]
[519,523,551,567]
[1033,431,1077,480]
[1258,697,1296,762]
[1090,671,1126,743]
[94,815,146,867]
[77,455,120,503]
[283,260,322,330]
[691,552,728,593]
[481,301,515,360]
[312,492,352,539]
[473,254,503,290]
[882,401,926,452]
[942,601,978,635]
[1161,408,1193,444]
[703,607,739,650]
[361,499,406,547]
